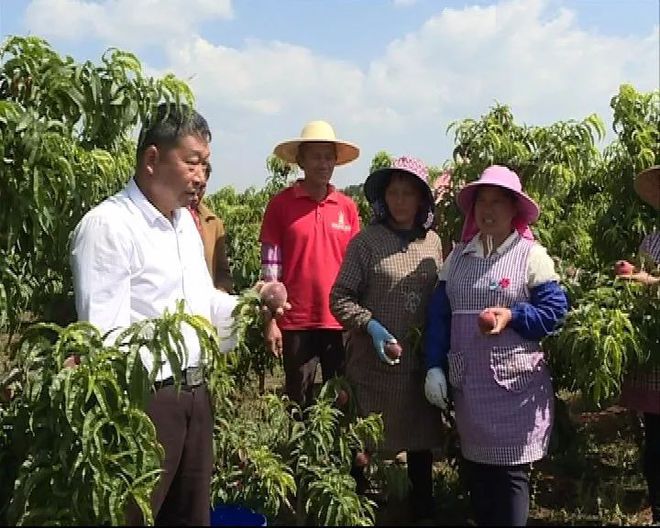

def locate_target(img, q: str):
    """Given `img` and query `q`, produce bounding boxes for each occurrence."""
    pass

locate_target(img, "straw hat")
[273,120,360,166]
[634,165,660,209]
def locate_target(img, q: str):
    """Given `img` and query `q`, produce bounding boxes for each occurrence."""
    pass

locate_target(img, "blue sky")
[1,0,658,192]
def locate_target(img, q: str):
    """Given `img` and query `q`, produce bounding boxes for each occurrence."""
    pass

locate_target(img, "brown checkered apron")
[332,224,445,454]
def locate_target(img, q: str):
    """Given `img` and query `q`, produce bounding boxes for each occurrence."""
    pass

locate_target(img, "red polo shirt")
[260,181,361,330]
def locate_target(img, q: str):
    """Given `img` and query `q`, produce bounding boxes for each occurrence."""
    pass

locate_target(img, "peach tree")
[0,303,228,525]
[0,36,193,341]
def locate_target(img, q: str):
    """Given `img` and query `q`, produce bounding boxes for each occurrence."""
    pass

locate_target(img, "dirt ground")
[266,369,654,527]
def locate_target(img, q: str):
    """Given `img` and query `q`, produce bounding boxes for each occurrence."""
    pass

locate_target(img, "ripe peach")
[614,260,635,276]
[355,451,371,467]
[335,389,349,408]
[384,342,402,361]
[259,281,288,312]
[478,310,497,333]
[63,355,80,369]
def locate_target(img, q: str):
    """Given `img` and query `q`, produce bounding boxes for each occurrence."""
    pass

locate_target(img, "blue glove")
[366,319,399,366]
[424,368,448,410]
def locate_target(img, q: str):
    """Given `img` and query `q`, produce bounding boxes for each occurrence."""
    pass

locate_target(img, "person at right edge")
[423,165,569,526]
[617,165,660,526]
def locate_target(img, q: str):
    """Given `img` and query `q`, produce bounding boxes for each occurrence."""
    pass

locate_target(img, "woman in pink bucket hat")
[331,156,444,523]
[423,165,568,526]
[617,165,660,525]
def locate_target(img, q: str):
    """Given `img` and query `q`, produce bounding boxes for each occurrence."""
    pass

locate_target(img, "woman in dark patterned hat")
[330,156,445,523]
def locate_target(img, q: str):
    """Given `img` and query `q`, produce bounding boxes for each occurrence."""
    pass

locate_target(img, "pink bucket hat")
[456,165,540,242]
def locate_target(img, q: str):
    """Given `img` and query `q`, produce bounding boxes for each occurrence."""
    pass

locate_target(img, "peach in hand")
[614,260,635,276]
[384,341,402,361]
[478,309,497,333]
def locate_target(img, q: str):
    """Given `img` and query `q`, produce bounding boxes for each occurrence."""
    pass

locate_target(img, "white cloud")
[25,0,233,48]
[22,0,660,192]
[363,0,657,128]
[167,38,365,117]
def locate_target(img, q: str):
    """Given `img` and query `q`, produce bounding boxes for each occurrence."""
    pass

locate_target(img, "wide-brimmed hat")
[634,165,660,209]
[456,165,540,224]
[273,120,360,166]
[364,156,434,206]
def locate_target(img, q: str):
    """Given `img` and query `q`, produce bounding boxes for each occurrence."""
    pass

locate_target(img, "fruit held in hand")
[63,355,80,369]
[614,260,635,276]
[259,281,288,313]
[384,341,402,360]
[478,310,497,333]
[335,389,349,408]
[355,451,371,467]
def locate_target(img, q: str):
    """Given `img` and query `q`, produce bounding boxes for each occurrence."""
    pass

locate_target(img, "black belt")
[154,366,204,390]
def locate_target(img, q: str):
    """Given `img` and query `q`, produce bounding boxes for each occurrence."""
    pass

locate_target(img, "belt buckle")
[185,366,204,387]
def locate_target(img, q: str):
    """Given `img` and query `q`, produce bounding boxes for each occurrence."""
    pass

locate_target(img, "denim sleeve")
[510,281,569,340]
[424,281,452,371]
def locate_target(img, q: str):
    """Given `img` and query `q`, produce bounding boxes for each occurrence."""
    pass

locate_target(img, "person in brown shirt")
[189,163,234,292]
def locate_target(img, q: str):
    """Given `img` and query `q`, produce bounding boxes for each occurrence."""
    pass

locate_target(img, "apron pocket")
[448,351,465,389]
[490,345,542,393]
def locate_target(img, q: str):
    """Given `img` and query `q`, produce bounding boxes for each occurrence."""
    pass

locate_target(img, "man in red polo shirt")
[260,120,361,406]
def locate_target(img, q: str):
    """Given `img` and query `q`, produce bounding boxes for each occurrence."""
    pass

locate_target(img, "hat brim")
[457,181,540,224]
[634,166,660,209]
[273,139,360,166]
[364,167,434,206]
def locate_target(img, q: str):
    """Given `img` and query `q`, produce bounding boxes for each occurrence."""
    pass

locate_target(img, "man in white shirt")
[70,103,236,526]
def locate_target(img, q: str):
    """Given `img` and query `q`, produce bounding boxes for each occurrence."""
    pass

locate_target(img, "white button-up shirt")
[70,178,237,381]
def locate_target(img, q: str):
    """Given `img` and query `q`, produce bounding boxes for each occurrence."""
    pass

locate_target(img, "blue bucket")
[210,504,267,527]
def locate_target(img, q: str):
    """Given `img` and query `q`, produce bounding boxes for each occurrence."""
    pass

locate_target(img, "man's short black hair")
[137,103,211,162]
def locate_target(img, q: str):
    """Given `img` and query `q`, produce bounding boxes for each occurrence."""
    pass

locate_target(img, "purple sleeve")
[640,231,660,264]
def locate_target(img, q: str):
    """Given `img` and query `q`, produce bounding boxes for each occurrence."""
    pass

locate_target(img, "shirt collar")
[127,178,182,228]
[197,201,217,221]
[462,230,519,257]
[292,179,339,203]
